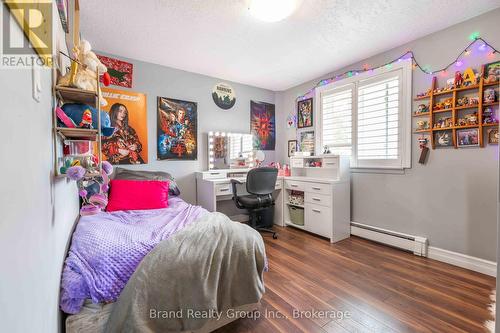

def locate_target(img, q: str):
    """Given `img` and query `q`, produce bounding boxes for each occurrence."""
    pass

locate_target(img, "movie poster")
[97,54,134,88]
[157,97,198,160]
[250,101,276,150]
[101,88,148,164]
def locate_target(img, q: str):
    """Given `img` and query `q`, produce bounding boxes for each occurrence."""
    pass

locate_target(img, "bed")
[61,195,267,333]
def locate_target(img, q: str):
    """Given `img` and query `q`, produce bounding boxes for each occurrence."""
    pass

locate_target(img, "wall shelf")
[55,85,98,106]
[413,64,499,149]
[55,127,98,141]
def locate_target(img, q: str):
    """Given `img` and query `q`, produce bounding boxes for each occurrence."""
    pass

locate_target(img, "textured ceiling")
[80,0,500,91]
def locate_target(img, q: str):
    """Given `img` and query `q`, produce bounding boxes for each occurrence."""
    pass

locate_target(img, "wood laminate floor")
[216,226,495,333]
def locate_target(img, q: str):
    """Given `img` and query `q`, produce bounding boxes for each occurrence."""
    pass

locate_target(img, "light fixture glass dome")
[249,0,299,22]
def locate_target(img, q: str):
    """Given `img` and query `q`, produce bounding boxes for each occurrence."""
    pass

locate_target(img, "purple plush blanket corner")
[60,197,207,314]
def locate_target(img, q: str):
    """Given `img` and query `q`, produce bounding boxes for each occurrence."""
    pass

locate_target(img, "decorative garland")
[296,35,499,101]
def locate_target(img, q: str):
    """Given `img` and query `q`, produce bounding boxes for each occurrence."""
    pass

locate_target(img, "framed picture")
[298,130,315,154]
[101,88,148,164]
[297,98,313,128]
[157,97,198,160]
[488,128,499,144]
[434,130,453,148]
[250,101,276,150]
[288,140,297,157]
[97,55,134,88]
[456,128,479,148]
[483,61,500,84]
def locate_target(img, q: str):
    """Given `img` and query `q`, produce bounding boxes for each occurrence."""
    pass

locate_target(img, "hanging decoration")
[212,82,236,110]
[286,113,297,128]
[296,36,499,101]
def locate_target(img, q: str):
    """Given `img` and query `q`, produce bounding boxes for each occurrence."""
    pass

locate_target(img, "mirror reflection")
[208,132,254,170]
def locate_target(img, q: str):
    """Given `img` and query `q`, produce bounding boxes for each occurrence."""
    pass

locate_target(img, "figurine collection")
[415,62,499,149]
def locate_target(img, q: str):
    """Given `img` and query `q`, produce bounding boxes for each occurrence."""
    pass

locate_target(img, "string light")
[296,37,499,101]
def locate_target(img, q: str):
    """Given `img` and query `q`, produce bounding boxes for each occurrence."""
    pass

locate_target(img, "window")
[316,60,411,169]
[320,85,353,156]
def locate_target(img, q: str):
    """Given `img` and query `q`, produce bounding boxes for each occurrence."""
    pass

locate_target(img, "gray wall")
[0,7,80,333]
[276,9,500,261]
[96,52,276,204]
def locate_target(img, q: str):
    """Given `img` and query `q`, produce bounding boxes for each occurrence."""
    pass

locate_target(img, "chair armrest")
[230,179,243,199]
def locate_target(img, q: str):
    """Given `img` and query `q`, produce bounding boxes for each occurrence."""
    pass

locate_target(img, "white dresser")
[284,155,350,243]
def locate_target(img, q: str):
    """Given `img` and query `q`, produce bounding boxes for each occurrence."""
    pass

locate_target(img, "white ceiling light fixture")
[249,0,299,22]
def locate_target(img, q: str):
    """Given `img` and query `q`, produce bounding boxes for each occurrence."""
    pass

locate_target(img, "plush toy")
[61,103,115,136]
[79,109,93,129]
[58,39,109,106]
[454,71,463,88]
[443,98,453,109]
[484,89,496,103]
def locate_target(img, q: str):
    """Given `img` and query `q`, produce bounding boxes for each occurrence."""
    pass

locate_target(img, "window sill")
[350,167,407,175]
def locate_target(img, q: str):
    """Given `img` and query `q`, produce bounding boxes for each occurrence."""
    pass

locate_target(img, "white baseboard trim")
[427,246,497,277]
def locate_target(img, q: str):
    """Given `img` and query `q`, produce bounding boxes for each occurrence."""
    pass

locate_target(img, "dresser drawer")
[285,180,307,191]
[305,203,332,238]
[305,192,331,207]
[305,182,332,195]
[322,157,339,169]
[215,183,232,195]
[203,171,227,179]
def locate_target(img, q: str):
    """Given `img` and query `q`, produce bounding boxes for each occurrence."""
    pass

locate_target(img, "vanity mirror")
[208,132,254,170]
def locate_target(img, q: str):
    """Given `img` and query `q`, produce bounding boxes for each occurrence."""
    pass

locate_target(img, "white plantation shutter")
[316,60,411,169]
[356,75,400,166]
[320,86,353,156]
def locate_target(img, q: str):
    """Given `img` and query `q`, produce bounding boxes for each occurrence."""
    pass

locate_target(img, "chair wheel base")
[272,233,278,239]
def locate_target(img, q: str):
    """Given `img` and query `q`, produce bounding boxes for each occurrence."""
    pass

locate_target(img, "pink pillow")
[106,179,169,212]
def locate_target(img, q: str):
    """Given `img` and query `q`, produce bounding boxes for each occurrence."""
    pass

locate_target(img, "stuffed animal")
[58,40,109,106]
[443,98,453,109]
[454,71,463,88]
[61,103,115,136]
[484,89,496,104]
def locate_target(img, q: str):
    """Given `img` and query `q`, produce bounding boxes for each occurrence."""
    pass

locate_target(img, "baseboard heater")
[350,222,428,256]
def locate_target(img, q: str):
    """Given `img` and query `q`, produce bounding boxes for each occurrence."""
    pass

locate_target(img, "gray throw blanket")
[104,212,266,333]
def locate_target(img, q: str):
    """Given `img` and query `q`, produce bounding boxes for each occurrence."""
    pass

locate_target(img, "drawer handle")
[312,187,321,190]
[325,162,336,165]
[291,184,298,187]
[312,197,321,201]
[219,188,230,192]
[312,209,321,213]
[210,172,220,175]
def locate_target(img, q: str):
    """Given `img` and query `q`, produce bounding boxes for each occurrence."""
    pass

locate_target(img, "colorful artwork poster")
[297,98,313,128]
[101,88,148,164]
[97,54,134,88]
[250,101,276,150]
[157,97,198,160]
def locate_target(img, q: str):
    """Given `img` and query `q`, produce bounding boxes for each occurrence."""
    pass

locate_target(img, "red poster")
[97,54,133,88]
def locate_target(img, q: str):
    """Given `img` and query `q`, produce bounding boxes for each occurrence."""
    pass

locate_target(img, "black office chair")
[231,167,278,239]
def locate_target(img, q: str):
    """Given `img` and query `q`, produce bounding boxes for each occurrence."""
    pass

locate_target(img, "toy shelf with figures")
[413,63,499,149]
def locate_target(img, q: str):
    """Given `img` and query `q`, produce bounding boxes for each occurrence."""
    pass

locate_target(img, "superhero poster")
[101,88,148,165]
[250,101,276,150]
[97,54,133,88]
[157,97,198,160]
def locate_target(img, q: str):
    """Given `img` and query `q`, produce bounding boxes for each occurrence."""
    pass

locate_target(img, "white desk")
[195,155,350,243]
[195,170,284,226]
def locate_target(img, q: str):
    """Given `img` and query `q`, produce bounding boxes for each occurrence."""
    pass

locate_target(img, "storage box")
[288,206,304,226]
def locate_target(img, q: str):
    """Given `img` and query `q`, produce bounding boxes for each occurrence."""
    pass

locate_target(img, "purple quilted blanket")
[60,197,207,314]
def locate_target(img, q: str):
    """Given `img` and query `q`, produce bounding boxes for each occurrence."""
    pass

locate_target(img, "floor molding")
[427,246,497,277]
